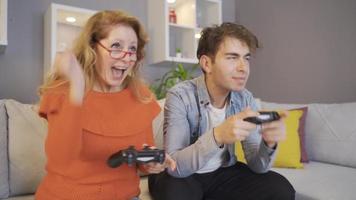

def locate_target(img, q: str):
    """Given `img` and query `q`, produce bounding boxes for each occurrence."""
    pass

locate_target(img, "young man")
[149,23,295,200]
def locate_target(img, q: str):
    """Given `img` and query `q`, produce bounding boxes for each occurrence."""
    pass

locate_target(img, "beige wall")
[0,0,150,103]
[4,0,354,104]
[0,0,236,103]
[236,0,356,103]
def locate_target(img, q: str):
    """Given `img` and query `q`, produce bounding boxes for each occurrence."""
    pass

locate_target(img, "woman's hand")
[54,51,83,81]
[141,153,176,174]
[53,51,85,104]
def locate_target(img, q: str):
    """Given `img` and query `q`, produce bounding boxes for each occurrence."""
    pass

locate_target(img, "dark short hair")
[197,22,259,62]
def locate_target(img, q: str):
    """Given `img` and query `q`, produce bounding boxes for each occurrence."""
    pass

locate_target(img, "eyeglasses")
[97,42,137,62]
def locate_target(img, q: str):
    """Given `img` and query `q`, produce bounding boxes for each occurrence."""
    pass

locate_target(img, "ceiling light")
[65,17,76,23]
[167,0,176,4]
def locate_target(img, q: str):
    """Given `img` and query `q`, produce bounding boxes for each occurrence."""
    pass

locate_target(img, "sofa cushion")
[261,102,309,162]
[5,100,47,196]
[235,109,304,168]
[152,99,165,149]
[139,177,152,200]
[305,102,356,168]
[273,161,356,200]
[289,107,309,162]
[273,109,303,168]
[4,195,34,200]
[0,100,10,198]
[2,180,153,200]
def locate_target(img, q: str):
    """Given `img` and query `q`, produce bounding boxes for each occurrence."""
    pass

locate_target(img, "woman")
[36,10,175,200]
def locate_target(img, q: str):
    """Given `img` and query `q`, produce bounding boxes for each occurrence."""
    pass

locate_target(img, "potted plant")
[175,48,182,58]
[150,63,198,100]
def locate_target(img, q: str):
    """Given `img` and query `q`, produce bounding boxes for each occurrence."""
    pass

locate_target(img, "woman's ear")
[199,55,212,74]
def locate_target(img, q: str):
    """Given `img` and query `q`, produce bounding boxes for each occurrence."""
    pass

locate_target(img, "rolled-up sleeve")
[242,93,277,173]
[164,91,223,177]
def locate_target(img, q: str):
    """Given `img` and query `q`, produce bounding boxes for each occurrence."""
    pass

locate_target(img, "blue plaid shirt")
[164,75,276,177]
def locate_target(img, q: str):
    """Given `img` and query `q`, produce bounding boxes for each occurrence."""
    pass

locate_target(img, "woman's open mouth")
[111,66,127,80]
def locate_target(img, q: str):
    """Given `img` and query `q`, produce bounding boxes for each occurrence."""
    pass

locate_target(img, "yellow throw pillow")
[235,110,304,168]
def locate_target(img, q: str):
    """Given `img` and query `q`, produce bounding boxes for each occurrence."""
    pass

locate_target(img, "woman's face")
[95,24,138,92]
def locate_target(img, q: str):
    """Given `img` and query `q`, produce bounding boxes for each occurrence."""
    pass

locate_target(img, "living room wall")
[0,0,236,103]
[236,0,356,104]
[6,1,354,105]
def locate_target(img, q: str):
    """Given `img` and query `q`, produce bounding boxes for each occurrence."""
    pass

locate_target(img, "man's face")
[204,37,251,94]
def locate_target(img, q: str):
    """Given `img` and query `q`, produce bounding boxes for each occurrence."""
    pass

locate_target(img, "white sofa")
[1,99,356,200]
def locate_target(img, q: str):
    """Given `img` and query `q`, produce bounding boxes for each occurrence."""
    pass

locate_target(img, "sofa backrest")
[0,99,47,199]
[262,101,356,168]
[305,102,356,168]
[0,100,10,198]
[152,99,165,149]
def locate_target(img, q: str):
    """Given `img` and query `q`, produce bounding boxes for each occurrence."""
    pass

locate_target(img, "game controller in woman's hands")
[107,146,165,168]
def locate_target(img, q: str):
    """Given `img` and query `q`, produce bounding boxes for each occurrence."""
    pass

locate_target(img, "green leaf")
[150,63,198,99]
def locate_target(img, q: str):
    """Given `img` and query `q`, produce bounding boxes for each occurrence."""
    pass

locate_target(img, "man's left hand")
[260,111,288,148]
[141,153,176,174]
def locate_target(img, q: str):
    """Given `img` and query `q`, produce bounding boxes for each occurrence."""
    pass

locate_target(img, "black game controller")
[243,111,280,125]
[107,146,165,168]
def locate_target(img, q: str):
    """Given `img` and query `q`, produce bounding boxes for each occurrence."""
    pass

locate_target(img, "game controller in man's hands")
[107,146,165,168]
[243,111,281,125]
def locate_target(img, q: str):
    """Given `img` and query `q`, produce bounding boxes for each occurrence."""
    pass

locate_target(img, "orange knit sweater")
[35,84,160,200]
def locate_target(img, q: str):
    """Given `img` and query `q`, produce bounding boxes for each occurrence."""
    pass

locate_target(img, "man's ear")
[199,55,212,74]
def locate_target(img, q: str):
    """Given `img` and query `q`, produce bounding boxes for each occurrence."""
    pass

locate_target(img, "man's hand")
[141,153,176,174]
[214,107,259,145]
[260,111,288,148]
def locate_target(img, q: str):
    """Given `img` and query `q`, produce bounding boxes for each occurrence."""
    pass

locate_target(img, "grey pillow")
[0,100,10,198]
[6,100,47,196]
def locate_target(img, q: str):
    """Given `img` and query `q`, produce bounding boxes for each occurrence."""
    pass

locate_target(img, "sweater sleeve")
[137,100,161,174]
[39,89,83,166]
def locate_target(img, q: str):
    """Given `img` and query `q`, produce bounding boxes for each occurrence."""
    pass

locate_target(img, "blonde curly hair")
[39,10,153,102]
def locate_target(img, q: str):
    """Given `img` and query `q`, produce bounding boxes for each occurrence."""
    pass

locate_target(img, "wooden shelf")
[43,3,96,78]
[147,0,221,66]
[169,23,195,30]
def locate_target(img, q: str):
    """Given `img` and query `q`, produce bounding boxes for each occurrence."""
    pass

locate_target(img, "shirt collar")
[195,74,241,108]
[196,75,211,106]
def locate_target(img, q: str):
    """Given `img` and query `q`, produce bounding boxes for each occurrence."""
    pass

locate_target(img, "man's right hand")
[213,107,259,145]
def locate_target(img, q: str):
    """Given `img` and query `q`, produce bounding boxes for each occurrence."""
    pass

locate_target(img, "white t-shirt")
[196,103,227,173]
